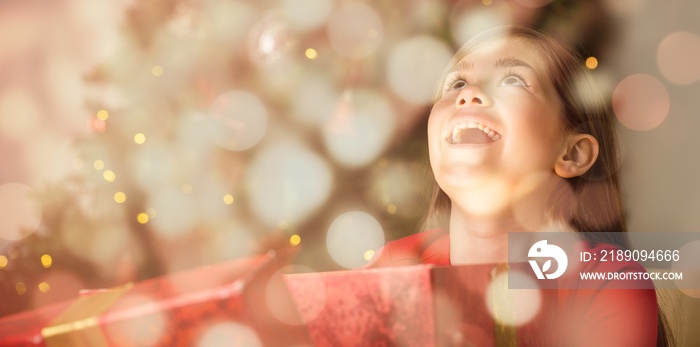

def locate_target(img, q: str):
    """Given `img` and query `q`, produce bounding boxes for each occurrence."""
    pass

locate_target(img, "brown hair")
[423,25,673,347]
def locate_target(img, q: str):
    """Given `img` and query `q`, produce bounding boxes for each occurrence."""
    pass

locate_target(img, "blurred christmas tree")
[0,0,615,317]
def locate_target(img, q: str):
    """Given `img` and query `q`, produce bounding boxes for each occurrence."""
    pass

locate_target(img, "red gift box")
[284,264,558,347]
[0,252,310,347]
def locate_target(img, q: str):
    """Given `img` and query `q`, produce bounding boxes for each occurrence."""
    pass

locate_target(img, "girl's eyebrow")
[450,59,474,72]
[449,57,536,73]
[492,57,536,71]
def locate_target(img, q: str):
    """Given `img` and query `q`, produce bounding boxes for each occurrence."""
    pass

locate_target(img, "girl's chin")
[443,186,513,216]
[435,170,490,190]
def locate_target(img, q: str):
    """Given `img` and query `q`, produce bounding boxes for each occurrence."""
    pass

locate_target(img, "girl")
[371,26,672,347]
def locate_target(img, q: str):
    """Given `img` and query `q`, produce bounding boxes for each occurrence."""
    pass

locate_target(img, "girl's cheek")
[427,118,442,140]
[431,98,453,117]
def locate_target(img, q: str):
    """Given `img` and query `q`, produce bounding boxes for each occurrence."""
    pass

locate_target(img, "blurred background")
[0,0,698,344]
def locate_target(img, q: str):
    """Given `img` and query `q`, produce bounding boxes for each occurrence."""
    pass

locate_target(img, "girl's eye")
[450,79,467,90]
[500,75,528,87]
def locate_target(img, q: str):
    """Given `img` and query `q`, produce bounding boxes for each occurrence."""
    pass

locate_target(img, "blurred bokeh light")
[326,211,385,269]
[486,271,541,327]
[387,35,452,104]
[656,31,700,85]
[612,74,670,131]
[149,186,199,239]
[105,294,168,346]
[197,321,261,347]
[327,3,383,59]
[279,0,333,32]
[291,73,339,128]
[246,139,333,228]
[208,90,268,152]
[322,89,396,168]
[450,4,510,46]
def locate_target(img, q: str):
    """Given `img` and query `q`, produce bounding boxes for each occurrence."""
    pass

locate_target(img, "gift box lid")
[284,263,558,347]
[0,252,310,347]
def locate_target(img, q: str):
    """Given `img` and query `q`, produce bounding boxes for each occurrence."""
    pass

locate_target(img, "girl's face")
[428,37,566,216]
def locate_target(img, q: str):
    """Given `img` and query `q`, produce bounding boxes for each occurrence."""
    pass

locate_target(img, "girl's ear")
[554,134,599,178]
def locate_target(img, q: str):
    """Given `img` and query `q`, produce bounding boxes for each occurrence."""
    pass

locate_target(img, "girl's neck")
[448,204,545,265]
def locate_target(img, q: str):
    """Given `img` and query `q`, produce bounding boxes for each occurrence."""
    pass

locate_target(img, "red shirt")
[370,229,659,347]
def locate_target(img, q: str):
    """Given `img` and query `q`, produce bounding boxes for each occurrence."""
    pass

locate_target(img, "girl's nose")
[456,87,490,108]
[459,97,482,105]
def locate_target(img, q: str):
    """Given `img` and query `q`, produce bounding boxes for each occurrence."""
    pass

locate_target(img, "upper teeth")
[451,122,502,143]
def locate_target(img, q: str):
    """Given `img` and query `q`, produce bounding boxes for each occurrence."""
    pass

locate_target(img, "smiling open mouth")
[446,122,502,144]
